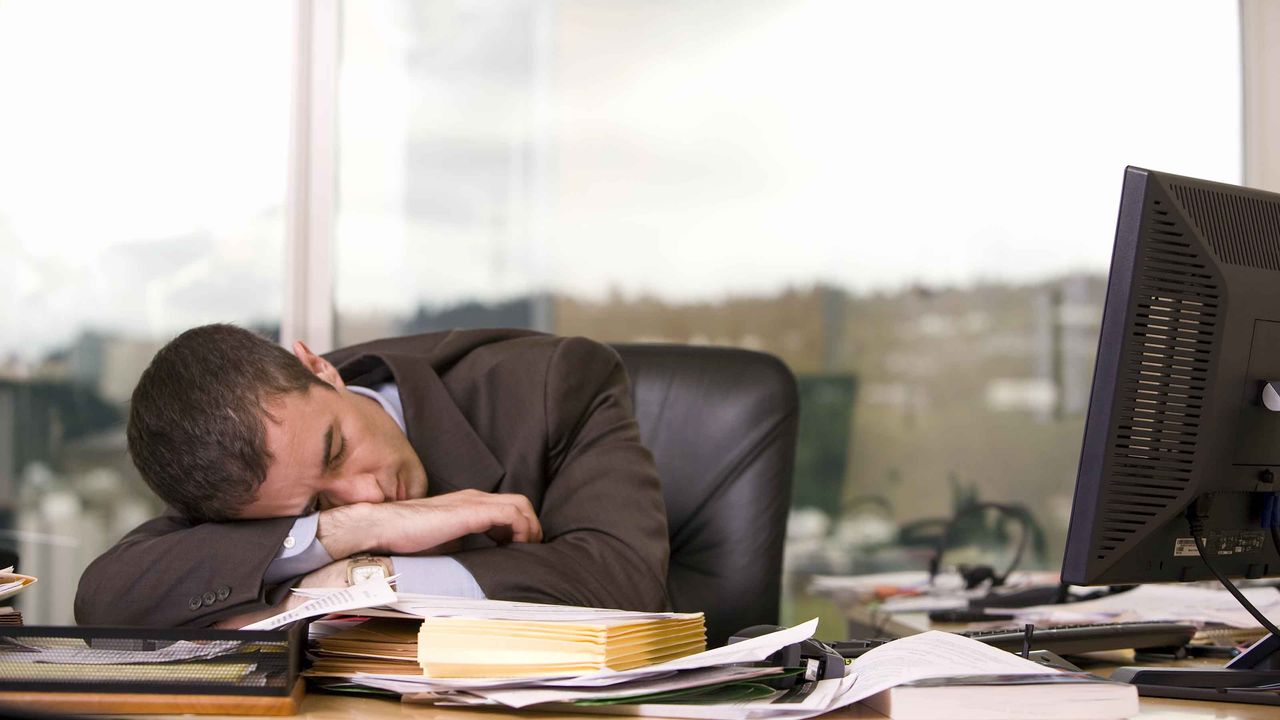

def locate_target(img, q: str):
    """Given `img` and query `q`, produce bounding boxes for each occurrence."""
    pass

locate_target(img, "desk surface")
[130,689,1278,720]
[821,595,1278,719]
[58,603,1280,719]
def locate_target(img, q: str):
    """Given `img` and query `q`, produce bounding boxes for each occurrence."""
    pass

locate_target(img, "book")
[860,673,1139,720]
[848,632,1139,720]
[417,614,706,677]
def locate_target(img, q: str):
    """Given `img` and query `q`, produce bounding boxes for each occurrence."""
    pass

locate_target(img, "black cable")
[1189,517,1280,640]
[998,510,1032,586]
[927,502,1032,587]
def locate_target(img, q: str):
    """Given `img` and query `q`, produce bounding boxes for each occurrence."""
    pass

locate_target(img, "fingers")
[492,493,542,543]
[370,491,543,554]
[477,496,541,545]
[449,490,542,544]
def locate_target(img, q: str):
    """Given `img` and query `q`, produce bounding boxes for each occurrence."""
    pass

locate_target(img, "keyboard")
[831,621,1199,659]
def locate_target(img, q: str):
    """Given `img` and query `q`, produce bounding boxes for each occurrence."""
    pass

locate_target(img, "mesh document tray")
[0,624,305,696]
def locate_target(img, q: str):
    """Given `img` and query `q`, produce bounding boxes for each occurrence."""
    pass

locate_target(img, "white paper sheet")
[387,593,701,622]
[514,632,1083,720]
[401,666,782,708]
[601,631,1070,720]
[1011,584,1280,628]
[0,637,244,665]
[242,581,398,630]
[525,672,860,720]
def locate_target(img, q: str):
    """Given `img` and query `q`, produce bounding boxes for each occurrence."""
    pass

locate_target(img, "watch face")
[351,565,386,584]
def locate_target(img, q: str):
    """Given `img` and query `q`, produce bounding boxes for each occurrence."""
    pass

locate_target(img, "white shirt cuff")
[390,556,486,598]
[263,513,333,584]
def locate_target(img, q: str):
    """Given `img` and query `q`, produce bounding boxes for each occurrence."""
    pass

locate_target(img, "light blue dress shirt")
[263,381,486,599]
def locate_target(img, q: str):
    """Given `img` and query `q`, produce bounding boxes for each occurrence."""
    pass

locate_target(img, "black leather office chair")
[612,344,799,647]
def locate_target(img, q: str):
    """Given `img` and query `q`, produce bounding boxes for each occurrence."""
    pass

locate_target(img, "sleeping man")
[76,324,669,627]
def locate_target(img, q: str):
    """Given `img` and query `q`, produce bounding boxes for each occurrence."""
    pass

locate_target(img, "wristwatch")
[346,553,393,586]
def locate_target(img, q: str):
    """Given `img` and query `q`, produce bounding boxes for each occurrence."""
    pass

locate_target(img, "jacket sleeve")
[74,513,297,627]
[451,337,671,612]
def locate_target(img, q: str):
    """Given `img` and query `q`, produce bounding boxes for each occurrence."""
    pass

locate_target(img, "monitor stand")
[1111,633,1280,705]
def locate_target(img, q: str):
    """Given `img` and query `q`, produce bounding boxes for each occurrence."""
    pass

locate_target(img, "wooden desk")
[124,689,1279,720]
[33,606,1276,719]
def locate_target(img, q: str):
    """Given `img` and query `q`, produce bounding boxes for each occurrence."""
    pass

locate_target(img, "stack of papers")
[809,571,1064,613]
[254,583,1138,718]
[418,613,706,677]
[1011,584,1280,629]
[844,632,1137,720]
[308,618,420,676]
[0,635,283,687]
[403,630,1135,720]
[0,570,34,602]
[0,567,36,628]
[0,567,36,621]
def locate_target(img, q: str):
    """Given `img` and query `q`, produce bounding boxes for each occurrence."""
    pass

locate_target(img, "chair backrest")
[612,343,799,646]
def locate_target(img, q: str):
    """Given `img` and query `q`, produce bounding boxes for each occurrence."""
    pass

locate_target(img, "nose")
[324,473,386,507]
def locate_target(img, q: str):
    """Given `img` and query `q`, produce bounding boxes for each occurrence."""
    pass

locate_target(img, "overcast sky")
[0,0,1242,359]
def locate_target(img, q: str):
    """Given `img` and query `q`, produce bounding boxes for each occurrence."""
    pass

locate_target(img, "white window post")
[284,0,338,351]
[1242,0,1280,193]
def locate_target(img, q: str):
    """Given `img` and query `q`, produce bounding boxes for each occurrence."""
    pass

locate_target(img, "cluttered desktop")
[4,166,1280,718]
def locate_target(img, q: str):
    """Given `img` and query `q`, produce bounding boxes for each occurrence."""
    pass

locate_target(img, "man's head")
[128,324,427,522]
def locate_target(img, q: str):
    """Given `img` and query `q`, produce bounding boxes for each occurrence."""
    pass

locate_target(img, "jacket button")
[188,596,202,611]
[202,592,217,606]
[216,586,231,601]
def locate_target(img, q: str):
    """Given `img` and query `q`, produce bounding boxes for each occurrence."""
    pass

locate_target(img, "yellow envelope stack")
[308,618,423,677]
[417,613,707,678]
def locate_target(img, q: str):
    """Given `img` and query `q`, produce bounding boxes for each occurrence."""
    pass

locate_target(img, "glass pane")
[0,0,293,624]
[335,0,1240,631]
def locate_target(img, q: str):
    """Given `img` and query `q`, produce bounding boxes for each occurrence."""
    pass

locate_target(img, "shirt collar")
[346,382,407,434]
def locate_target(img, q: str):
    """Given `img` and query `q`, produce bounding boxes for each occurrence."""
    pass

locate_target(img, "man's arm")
[450,337,671,612]
[77,493,540,627]
[75,513,297,627]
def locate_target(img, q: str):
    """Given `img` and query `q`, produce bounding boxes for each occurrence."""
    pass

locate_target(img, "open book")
[849,632,1138,720]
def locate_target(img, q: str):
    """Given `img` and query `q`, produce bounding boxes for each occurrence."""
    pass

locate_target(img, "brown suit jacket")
[75,329,670,627]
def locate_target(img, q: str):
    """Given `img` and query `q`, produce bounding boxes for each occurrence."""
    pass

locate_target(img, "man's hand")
[315,489,542,559]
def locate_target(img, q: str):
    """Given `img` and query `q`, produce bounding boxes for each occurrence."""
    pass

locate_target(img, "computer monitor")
[1062,166,1280,701]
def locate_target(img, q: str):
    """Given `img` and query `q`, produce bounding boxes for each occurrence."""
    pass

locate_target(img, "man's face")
[236,348,429,519]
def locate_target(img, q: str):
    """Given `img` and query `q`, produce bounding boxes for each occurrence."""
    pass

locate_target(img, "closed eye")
[328,431,348,469]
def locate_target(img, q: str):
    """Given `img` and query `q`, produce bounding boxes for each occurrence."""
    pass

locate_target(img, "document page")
[242,581,398,630]
[410,666,784,708]
[388,593,701,623]
[1013,584,1280,628]
[0,637,244,665]
[847,630,1051,692]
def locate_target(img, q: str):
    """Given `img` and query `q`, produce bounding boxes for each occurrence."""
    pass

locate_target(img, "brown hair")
[127,324,329,522]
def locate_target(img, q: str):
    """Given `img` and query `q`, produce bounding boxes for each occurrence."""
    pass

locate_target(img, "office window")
[332,0,1241,627]
[0,1,293,623]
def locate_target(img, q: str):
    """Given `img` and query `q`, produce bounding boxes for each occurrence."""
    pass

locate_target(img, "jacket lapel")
[334,350,506,495]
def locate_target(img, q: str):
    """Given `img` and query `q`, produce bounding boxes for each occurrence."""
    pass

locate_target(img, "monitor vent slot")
[1097,198,1220,559]
[1171,183,1280,272]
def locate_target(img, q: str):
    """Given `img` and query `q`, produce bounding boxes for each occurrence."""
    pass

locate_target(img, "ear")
[293,341,346,389]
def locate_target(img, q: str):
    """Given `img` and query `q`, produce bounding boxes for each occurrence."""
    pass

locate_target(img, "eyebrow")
[321,424,334,476]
